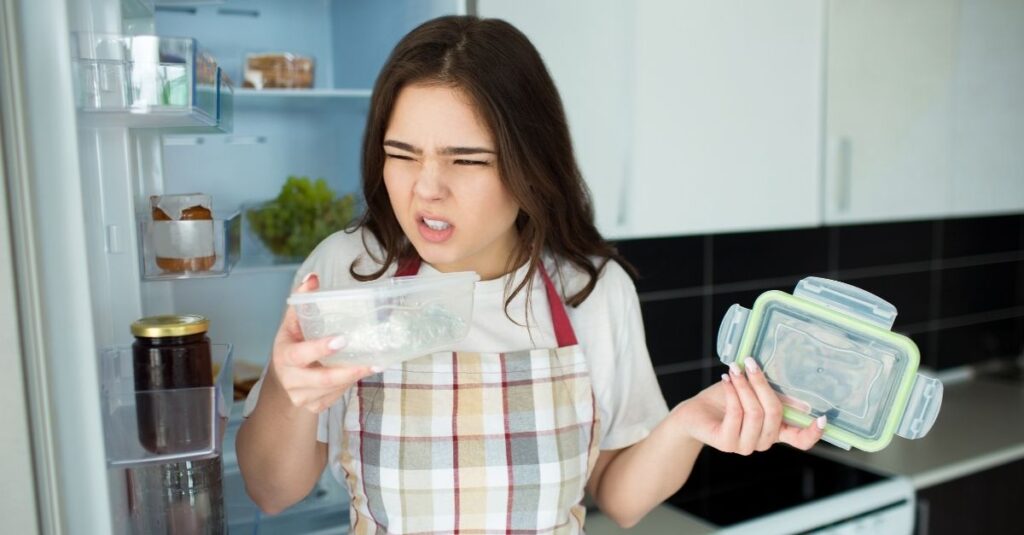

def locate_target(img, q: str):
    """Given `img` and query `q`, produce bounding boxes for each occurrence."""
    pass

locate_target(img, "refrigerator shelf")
[72,33,233,133]
[233,87,371,110]
[138,211,241,281]
[100,344,233,468]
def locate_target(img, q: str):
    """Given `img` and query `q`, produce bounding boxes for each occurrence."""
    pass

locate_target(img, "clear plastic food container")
[287,271,480,367]
[716,277,943,452]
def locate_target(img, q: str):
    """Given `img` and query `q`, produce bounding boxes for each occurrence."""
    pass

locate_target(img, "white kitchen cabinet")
[475,0,636,238]
[824,0,958,225]
[948,0,1024,217]
[478,0,824,239]
[824,0,1024,224]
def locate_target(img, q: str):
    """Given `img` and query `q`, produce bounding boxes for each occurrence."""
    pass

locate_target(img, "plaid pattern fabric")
[338,346,599,534]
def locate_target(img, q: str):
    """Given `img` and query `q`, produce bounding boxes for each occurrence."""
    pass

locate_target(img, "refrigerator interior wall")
[149,0,467,367]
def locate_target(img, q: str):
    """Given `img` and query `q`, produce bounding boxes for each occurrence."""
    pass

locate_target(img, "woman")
[237,15,825,533]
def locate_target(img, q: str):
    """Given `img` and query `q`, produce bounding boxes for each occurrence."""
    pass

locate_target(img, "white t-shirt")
[244,228,669,478]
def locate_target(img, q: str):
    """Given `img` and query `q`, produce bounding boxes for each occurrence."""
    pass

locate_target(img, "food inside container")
[243,52,314,89]
[287,271,480,368]
[150,193,216,273]
[716,277,943,452]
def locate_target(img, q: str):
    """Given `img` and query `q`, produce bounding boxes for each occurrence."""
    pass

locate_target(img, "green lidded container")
[716,277,943,452]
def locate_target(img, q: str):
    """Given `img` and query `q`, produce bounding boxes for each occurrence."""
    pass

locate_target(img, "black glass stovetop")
[665,445,886,527]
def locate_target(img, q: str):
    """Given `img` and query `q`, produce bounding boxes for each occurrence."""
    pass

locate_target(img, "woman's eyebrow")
[383,139,495,155]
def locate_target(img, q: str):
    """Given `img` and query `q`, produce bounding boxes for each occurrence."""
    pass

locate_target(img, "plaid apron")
[337,258,600,534]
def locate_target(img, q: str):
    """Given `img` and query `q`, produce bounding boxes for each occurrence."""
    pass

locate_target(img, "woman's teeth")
[423,217,451,230]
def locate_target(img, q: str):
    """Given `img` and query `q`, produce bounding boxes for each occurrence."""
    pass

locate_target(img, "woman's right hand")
[269,272,377,413]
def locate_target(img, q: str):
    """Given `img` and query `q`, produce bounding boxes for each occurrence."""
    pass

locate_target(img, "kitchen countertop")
[587,375,1024,533]
[810,375,1024,489]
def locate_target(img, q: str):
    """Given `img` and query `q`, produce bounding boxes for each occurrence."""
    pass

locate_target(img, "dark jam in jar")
[131,314,213,454]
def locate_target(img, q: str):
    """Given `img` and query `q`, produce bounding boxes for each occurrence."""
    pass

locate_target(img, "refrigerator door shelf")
[101,344,233,468]
[137,211,240,281]
[71,32,232,133]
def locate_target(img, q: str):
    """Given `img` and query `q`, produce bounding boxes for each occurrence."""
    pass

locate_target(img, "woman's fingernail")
[744,357,760,374]
[816,415,827,429]
[302,272,316,285]
[721,373,731,383]
[729,363,741,376]
[328,336,346,350]
[370,366,384,374]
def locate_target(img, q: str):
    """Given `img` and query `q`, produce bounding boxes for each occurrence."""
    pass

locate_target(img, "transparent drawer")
[138,211,241,280]
[101,344,232,468]
[72,33,230,132]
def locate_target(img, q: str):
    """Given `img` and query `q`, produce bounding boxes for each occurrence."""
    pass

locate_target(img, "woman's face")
[383,84,521,279]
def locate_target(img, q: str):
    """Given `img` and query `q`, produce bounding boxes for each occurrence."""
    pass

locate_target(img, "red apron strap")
[539,267,578,348]
[395,256,422,277]
[394,256,578,348]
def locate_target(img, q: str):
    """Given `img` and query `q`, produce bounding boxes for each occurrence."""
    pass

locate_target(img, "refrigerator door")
[1,0,121,533]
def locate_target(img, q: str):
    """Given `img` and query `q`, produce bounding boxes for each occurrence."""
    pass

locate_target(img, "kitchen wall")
[614,212,1024,408]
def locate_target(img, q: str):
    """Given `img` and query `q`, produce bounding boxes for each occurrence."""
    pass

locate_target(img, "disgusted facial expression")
[383,84,521,279]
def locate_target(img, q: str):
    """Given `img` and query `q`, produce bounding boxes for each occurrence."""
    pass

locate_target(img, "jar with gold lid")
[131,314,213,454]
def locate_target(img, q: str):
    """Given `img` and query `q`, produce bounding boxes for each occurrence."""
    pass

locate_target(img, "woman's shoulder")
[546,253,637,307]
[299,226,388,289]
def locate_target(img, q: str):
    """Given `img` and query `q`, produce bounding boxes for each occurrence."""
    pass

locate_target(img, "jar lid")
[131,314,209,338]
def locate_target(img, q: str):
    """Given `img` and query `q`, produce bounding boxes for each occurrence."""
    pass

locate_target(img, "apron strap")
[393,256,578,348]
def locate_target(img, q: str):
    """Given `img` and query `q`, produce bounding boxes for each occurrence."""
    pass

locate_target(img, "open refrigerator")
[0,0,466,533]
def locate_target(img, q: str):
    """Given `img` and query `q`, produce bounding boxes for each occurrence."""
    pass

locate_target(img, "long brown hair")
[350,15,636,315]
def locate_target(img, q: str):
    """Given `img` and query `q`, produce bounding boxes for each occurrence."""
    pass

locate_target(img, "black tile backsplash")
[837,220,934,270]
[615,235,704,293]
[935,318,1024,369]
[942,214,1023,259]
[640,297,705,368]
[840,271,934,327]
[656,368,706,410]
[712,227,830,285]
[939,261,1021,317]
[618,213,1024,406]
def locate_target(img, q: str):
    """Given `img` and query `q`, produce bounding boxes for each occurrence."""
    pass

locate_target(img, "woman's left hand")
[672,357,825,454]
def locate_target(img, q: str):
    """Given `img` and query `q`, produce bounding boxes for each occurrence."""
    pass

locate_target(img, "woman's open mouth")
[417,213,455,243]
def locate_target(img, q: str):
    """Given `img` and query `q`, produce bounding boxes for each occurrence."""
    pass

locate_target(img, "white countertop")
[810,376,1024,489]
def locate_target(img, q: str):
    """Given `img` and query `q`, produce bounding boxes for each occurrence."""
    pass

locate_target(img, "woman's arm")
[586,358,826,528]
[236,368,329,514]
[236,273,374,514]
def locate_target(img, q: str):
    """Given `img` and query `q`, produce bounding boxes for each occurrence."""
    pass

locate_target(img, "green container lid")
[717,277,943,452]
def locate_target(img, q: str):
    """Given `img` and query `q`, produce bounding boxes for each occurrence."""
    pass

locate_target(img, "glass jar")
[150,193,216,273]
[131,314,213,454]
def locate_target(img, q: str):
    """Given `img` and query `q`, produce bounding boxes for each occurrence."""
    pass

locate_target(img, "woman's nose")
[412,160,447,200]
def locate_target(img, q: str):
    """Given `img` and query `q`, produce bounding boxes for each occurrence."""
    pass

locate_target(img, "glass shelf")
[233,88,371,111]
[138,211,241,281]
[101,344,232,468]
[72,33,232,132]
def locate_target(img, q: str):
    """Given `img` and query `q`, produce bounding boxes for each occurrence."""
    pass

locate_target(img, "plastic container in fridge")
[287,271,479,368]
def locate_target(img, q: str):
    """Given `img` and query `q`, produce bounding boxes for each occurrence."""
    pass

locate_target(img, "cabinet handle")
[916,497,930,535]
[836,136,852,213]
[616,159,631,227]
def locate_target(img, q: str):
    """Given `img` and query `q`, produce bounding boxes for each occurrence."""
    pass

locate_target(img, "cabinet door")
[915,458,1023,534]
[477,1,823,239]
[949,0,1024,216]
[824,0,958,224]
[627,0,824,238]
[475,0,635,238]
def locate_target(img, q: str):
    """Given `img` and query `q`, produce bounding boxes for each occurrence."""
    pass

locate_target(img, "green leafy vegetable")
[246,176,357,258]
